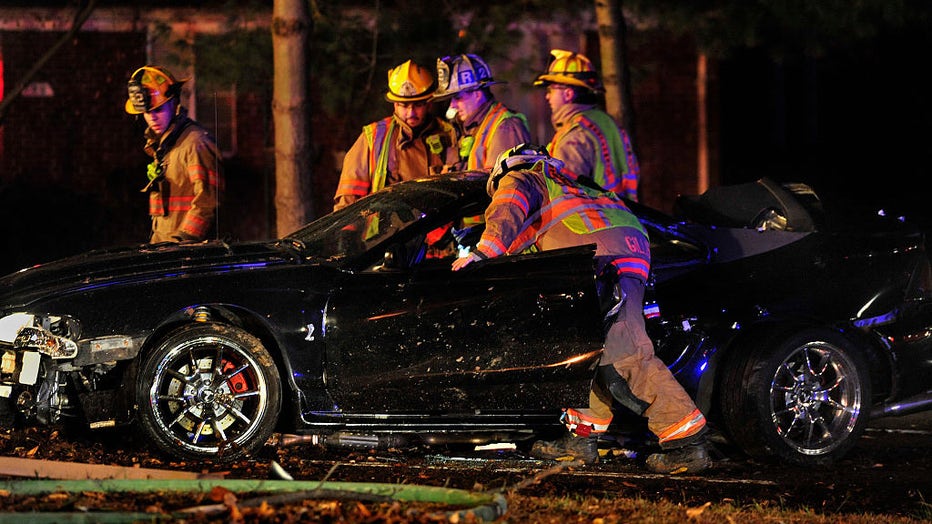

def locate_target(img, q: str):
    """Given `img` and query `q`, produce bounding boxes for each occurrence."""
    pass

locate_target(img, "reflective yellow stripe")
[561,407,612,435]
[657,409,706,444]
[363,117,395,193]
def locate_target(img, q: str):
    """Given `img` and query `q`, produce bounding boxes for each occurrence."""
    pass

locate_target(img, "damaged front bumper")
[0,313,78,391]
[0,312,140,426]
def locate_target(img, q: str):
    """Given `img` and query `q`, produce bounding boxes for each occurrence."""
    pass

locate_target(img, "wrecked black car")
[1,172,930,467]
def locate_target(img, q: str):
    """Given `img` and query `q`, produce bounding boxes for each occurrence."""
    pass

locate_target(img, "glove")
[140,161,165,192]
[451,250,487,271]
[146,160,162,182]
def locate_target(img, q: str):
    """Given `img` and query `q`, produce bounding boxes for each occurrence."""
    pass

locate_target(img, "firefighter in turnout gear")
[125,65,222,243]
[452,145,712,474]
[535,49,640,201]
[433,54,531,172]
[334,59,459,211]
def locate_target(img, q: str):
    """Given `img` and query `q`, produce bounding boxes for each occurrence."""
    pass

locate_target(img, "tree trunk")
[594,0,636,138]
[272,0,312,237]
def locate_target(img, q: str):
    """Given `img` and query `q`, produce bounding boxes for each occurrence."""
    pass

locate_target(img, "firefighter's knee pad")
[597,364,650,416]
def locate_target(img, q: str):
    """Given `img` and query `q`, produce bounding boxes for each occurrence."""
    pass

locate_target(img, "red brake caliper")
[221,359,248,393]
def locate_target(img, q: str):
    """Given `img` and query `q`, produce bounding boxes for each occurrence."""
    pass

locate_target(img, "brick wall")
[1,31,144,190]
[0,30,150,273]
[627,32,717,213]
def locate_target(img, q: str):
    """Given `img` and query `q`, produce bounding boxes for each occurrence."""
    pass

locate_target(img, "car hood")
[0,240,299,310]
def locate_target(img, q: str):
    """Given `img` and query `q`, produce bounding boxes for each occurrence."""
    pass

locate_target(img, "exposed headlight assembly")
[0,313,79,359]
[14,326,78,359]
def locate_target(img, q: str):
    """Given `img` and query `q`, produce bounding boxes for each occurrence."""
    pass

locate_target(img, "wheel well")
[834,325,894,402]
[140,305,296,429]
[698,322,787,420]
[701,320,892,423]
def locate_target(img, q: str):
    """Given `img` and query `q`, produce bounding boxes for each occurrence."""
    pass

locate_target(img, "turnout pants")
[567,277,706,448]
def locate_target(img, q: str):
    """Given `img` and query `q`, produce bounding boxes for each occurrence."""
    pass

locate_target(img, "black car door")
[323,246,603,414]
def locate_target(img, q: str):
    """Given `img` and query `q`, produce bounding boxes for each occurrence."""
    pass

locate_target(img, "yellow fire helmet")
[534,49,604,93]
[385,60,436,103]
[125,65,186,115]
[433,54,503,100]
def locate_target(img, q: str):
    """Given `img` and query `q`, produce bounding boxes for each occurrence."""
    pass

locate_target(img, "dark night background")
[718,30,932,228]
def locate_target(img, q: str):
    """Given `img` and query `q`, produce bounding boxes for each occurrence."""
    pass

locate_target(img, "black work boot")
[530,432,599,464]
[644,438,711,474]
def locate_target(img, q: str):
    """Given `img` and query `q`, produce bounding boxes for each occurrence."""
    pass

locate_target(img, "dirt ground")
[0,414,931,522]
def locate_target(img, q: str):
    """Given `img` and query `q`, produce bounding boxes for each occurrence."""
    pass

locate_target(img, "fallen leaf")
[208,485,233,503]
[80,491,107,502]
[256,501,276,519]
[228,502,243,522]
[686,501,712,519]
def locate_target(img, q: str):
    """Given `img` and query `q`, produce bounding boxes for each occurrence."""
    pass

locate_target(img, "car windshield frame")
[281,173,710,275]
[283,176,486,265]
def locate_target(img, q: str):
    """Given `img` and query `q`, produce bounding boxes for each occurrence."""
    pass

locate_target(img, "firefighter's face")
[393,100,429,128]
[143,100,175,135]
[447,90,484,122]
[545,84,573,113]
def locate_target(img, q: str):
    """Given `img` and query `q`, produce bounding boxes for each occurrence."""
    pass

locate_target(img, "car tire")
[719,327,871,466]
[135,323,282,463]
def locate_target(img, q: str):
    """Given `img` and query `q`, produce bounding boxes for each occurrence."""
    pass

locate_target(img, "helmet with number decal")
[433,54,503,100]
[534,49,603,93]
[385,60,436,102]
[125,66,186,114]
[487,143,564,196]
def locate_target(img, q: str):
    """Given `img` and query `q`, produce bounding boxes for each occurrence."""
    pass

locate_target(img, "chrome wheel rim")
[147,335,271,456]
[769,341,862,456]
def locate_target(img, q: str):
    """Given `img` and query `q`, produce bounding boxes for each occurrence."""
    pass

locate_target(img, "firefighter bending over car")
[125,66,222,243]
[452,144,712,474]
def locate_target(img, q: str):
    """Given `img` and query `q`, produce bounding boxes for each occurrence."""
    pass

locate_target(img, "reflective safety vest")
[363,117,457,191]
[547,109,639,201]
[362,117,396,194]
[461,102,529,170]
[507,161,647,254]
